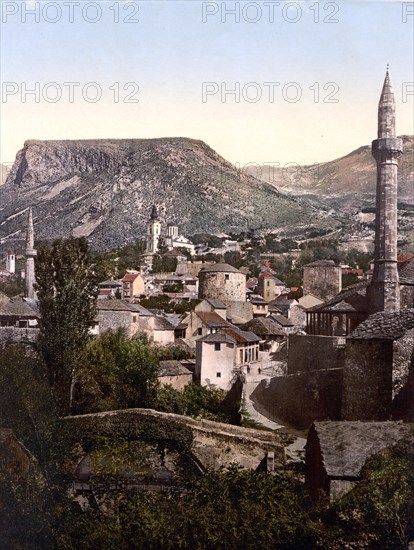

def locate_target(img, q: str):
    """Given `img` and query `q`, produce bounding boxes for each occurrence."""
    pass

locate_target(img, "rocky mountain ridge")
[0,138,340,251]
[247,135,414,209]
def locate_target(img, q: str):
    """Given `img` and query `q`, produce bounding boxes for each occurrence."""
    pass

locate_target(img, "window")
[132,315,137,323]
[216,372,221,378]
[215,343,221,351]
[225,274,229,281]
[198,327,203,336]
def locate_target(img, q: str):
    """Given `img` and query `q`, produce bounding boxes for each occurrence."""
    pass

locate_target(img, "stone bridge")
[64,408,285,471]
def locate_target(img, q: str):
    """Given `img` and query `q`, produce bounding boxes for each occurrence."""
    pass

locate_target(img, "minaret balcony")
[372,137,403,162]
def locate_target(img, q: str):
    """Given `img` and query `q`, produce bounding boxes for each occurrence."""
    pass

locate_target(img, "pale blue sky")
[1,0,413,166]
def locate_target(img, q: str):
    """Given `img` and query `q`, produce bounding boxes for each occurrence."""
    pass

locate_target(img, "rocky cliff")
[0,138,339,250]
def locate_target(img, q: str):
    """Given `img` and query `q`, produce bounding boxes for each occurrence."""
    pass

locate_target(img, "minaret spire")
[25,208,37,300]
[368,68,403,314]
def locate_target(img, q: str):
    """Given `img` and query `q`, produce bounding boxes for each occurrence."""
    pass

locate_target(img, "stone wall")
[287,334,345,374]
[226,301,253,324]
[303,264,342,301]
[199,271,246,303]
[0,327,39,344]
[342,339,393,420]
[400,285,414,309]
[393,328,414,396]
[97,310,132,335]
[251,369,343,429]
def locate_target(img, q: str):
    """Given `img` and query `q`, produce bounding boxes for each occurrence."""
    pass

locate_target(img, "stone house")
[97,278,122,297]
[94,299,174,343]
[121,271,145,300]
[158,360,193,391]
[305,421,414,502]
[175,310,231,345]
[269,313,297,335]
[194,298,227,319]
[195,326,260,390]
[240,317,286,353]
[0,297,39,344]
[0,298,39,329]
[94,299,137,336]
[249,295,268,317]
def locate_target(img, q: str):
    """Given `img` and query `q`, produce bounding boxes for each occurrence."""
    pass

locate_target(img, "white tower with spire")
[146,204,161,255]
[25,208,37,300]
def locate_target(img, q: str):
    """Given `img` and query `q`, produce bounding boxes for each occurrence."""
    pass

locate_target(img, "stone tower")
[146,204,161,255]
[368,68,403,314]
[25,208,37,300]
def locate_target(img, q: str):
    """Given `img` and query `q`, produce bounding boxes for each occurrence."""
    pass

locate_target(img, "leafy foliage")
[35,238,97,413]
[319,441,414,549]
[55,466,315,550]
[139,294,200,314]
[74,329,159,414]
[151,254,178,273]
[155,383,233,422]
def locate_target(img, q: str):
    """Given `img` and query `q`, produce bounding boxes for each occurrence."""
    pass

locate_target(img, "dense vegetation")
[1,346,413,550]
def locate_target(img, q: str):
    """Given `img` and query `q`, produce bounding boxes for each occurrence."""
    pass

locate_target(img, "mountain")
[0,138,341,251]
[246,135,414,211]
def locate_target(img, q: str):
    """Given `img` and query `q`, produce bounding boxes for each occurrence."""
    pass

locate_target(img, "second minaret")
[368,68,403,313]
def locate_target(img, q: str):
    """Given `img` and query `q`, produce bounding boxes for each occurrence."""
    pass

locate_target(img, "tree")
[35,238,97,414]
[74,329,159,414]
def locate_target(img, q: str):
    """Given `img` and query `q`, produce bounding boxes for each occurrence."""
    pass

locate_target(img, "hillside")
[0,138,340,250]
[247,135,414,208]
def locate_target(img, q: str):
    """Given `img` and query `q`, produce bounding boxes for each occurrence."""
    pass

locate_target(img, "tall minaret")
[25,208,37,300]
[368,67,403,313]
[146,204,161,255]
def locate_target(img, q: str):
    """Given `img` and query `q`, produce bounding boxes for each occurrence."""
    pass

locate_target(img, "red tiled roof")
[196,311,230,328]
[398,254,414,263]
[122,273,139,283]
[258,271,275,279]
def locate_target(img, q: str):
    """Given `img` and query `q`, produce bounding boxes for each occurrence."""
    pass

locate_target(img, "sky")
[0,0,413,168]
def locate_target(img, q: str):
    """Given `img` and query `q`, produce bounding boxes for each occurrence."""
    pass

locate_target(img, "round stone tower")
[198,263,246,303]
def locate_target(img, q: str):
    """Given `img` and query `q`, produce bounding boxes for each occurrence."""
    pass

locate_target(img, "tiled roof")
[310,421,414,478]
[240,317,285,336]
[0,299,39,317]
[199,262,243,274]
[269,314,295,327]
[350,308,414,340]
[154,317,175,331]
[122,273,139,283]
[222,326,260,344]
[96,299,131,311]
[250,295,268,305]
[199,331,236,345]
[308,281,369,313]
[206,298,227,309]
[398,258,414,285]
[127,303,152,316]
[158,361,192,376]
[258,271,275,280]
[304,260,338,267]
[196,311,231,328]
[98,279,122,287]
[199,326,259,345]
